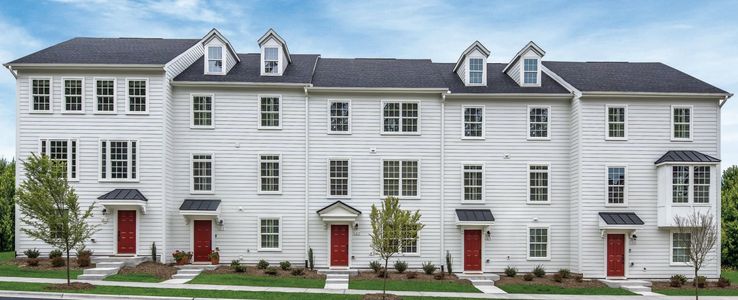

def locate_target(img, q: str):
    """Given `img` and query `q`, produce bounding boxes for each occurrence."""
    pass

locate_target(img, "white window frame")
[397,224,421,256]
[257,94,282,130]
[98,139,140,182]
[39,138,79,181]
[693,166,711,204]
[605,165,628,207]
[29,77,53,113]
[671,165,712,205]
[527,105,551,140]
[380,100,421,135]
[262,46,280,76]
[327,99,352,134]
[466,56,486,86]
[93,77,117,114]
[125,78,149,114]
[380,159,421,199]
[527,162,551,204]
[190,153,215,194]
[671,105,693,141]
[461,105,485,139]
[257,216,282,252]
[327,158,351,198]
[190,93,215,129]
[61,77,85,114]
[258,153,282,194]
[605,104,628,140]
[527,225,551,260]
[670,231,692,266]
[520,57,541,87]
[461,163,485,203]
[204,45,226,75]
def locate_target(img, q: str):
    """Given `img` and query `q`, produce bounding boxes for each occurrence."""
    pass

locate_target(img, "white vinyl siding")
[259,95,281,129]
[528,226,550,260]
[30,78,51,112]
[606,166,626,205]
[62,78,84,113]
[462,106,484,138]
[191,94,214,128]
[94,78,116,113]
[382,160,419,198]
[382,101,419,134]
[328,159,350,197]
[671,105,693,141]
[258,218,281,251]
[126,79,148,114]
[605,105,627,140]
[527,164,550,203]
[191,154,214,193]
[99,140,138,181]
[39,139,79,181]
[328,100,351,133]
[528,106,550,140]
[462,164,484,201]
[258,154,281,193]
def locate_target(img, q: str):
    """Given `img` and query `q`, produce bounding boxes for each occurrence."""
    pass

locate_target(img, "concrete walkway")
[1,276,737,299]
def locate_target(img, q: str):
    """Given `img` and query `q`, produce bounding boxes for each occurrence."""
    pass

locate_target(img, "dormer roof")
[502,41,545,73]
[201,28,240,63]
[257,28,292,63]
[452,41,491,72]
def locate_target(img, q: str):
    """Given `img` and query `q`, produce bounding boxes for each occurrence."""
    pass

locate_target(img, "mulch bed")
[45,282,95,291]
[352,270,467,284]
[362,293,401,300]
[207,265,325,279]
[12,258,93,270]
[117,262,177,280]
[495,274,608,288]
[652,281,737,290]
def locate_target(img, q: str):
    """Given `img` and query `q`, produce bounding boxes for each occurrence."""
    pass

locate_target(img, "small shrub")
[394,261,408,273]
[504,266,517,277]
[230,260,241,268]
[558,268,571,278]
[264,266,278,276]
[49,249,62,259]
[406,271,417,279]
[291,268,305,276]
[24,248,40,259]
[230,260,245,272]
[523,273,534,281]
[51,256,65,267]
[151,242,157,262]
[76,249,93,267]
[308,248,314,270]
[718,276,731,288]
[670,274,687,287]
[695,276,707,288]
[256,259,269,270]
[434,272,446,280]
[445,251,453,274]
[422,261,437,275]
[279,261,291,271]
[552,273,563,283]
[369,260,382,273]
[532,265,546,277]
[574,273,583,282]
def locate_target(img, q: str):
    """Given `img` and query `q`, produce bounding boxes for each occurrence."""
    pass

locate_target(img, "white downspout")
[304,87,310,263]
[440,92,446,266]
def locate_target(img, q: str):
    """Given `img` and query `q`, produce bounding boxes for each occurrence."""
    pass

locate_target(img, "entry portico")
[317,201,361,269]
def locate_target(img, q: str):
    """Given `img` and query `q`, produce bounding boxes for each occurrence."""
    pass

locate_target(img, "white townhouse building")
[5,28,731,279]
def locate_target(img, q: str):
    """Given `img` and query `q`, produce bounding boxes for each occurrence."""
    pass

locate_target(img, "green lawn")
[497,284,636,295]
[656,289,738,296]
[104,273,163,283]
[722,269,738,282]
[0,251,83,279]
[349,278,481,293]
[188,272,326,288]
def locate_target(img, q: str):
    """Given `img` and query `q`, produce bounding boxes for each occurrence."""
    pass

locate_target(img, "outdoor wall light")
[630,234,638,240]
[101,208,107,216]
[486,230,491,238]
[218,220,224,227]
[354,223,359,230]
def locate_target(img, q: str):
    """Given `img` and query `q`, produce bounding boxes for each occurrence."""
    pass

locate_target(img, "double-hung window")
[693,166,710,203]
[259,218,280,251]
[607,166,626,205]
[259,154,281,193]
[191,94,214,128]
[259,96,281,129]
[126,79,147,113]
[463,164,483,201]
[63,78,83,112]
[528,106,550,139]
[528,164,549,203]
[207,46,224,74]
[606,105,627,139]
[94,78,116,113]
[40,139,79,181]
[30,78,51,112]
[672,166,690,203]
[523,58,539,85]
[462,106,484,138]
[528,227,550,259]
[671,232,691,263]
[672,165,711,204]
[263,47,279,74]
[329,100,351,133]
[328,159,350,197]
[468,58,484,84]
[399,224,419,254]
[191,154,213,193]
[382,101,419,134]
[672,106,692,140]
[100,140,138,181]
[382,160,418,198]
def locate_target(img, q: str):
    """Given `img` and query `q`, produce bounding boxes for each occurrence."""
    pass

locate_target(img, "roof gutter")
[580,91,731,99]
[306,87,449,94]
[172,81,312,88]
[720,93,733,108]
[3,63,165,71]
[3,64,17,79]
[445,93,572,99]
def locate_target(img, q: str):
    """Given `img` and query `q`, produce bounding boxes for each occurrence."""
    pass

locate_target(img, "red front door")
[193,220,212,262]
[117,210,136,254]
[607,234,625,277]
[331,225,349,267]
[464,230,482,271]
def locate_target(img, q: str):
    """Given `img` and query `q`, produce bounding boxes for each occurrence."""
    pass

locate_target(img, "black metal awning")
[97,189,148,201]
[599,212,644,225]
[456,209,495,223]
[179,199,221,211]
[655,150,720,165]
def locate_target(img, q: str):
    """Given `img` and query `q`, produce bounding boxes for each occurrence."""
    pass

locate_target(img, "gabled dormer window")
[523,58,539,85]
[264,47,279,74]
[468,58,484,84]
[206,46,224,74]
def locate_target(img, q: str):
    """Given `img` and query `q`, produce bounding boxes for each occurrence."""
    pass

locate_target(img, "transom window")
[329,101,351,133]
[383,160,418,197]
[528,164,549,203]
[263,47,279,74]
[528,106,549,139]
[191,95,213,127]
[528,227,549,259]
[259,154,281,193]
[607,167,626,205]
[259,218,280,250]
[672,165,711,204]
[672,232,691,263]
[207,46,224,74]
[672,106,692,140]
[259,96,281,129]
[126,79,147,113]
[606,106,626,139]
[40,139,78,180]
[100,140,138,181]
[95,79,116,113]
[468,58,484,84]
[328,159,349,197]
[383,101,419,133]
[63,79,83,112]
[31,78,51,112]
[523,58,538,84]
[463,106,484,138]
[463,164,483,201]
[192,154,213,192]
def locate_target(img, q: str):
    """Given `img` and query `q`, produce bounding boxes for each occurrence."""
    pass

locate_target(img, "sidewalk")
[0,276,736,300]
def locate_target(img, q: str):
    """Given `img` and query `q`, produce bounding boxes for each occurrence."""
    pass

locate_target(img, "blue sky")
[1,0,737,169]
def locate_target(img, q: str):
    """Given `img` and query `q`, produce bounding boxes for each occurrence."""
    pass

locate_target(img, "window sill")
[526,257,551,261]
[257,248,282,252]
[526,137,551,141]
[670,262,692,267]
[258,191,283,195]
[605,137,628,141]
[380,132,421,136]
[190,126,215,130]
[61,111,85,115]
[98,179,141,183]
[260,73,283,77]
[125,112,149,116]
[257,127,283,130]
[461,200,485,204]
[461,136,485,140]
[93,111,117,115]
[327,132,352,135]
[526,201,551,205]
[29,111,53,114]
[191,191,215,195]
[397,253,420,257]
[670,138,694,142]
[327,196,351,200]
[605,203,628,208]
[381,196,420,200]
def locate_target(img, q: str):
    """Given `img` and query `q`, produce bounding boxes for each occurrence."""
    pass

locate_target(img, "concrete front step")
[324,273,350,290]
[83,267,120,275]
[172,273,200,280]
[77,274,107,280]
[457,273,500,281]
[318,269,357,275]
[175,264,217,270]
[91,256,148,267]
[622,285,652,293]
[599,279,653,288]
[470,279,494,286]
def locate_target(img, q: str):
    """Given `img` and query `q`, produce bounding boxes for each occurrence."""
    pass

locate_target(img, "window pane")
[529,165,548,202]
[463,165,483,200]
[330,102,350,132]
[607,167,625,204]
[383,161,400,196]
[673,108,691,139]
[260,97,280,127]
[96,80,115,112]
[463,107,483,137]
[529,228,548,258]
[694,166,710,203]
[260,155,280,192]
[529,107,549,138]
[192,154,213,191]
[607,107,625,138]
[260,219,280,249]
[32,79,51,111]
[192,96,213,126]
[672,166,689,203]
[128,80,147,112]
[329,160,349,196]
[64,79,83,111]
[672,233,691,263]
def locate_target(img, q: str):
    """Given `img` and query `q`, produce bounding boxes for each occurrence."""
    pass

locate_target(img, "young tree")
[369,196,424,299]
[0,159,15,252]
[722,166,738,268]
[674,211,719,300]
[16,154,98,285]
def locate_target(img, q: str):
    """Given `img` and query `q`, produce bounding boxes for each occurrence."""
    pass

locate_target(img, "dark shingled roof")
[312,58,447,88]
[543,61,727,94]
[456,209,495,222]
[97,189,148,201]
[434,63,570,94]
[599,212,644,225]
[316,200,362,214]
[655,150,721,165]
[174,53,319,83]
[179,199,221,211]
[9,37,199,65]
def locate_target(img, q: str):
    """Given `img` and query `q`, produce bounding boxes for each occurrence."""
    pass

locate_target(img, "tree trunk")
[694,268,698,300]
[66,248,71,285]
[382,258,389,300]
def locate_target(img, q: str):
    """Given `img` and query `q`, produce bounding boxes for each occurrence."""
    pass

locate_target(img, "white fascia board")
[445,93,572,99]
[581,91,731,99]
[5,63,165,71]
